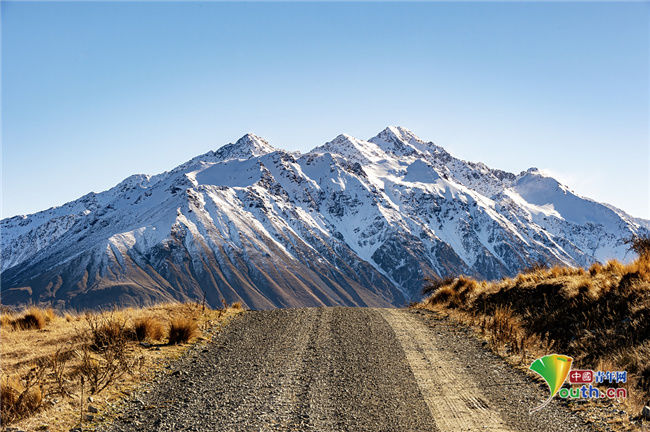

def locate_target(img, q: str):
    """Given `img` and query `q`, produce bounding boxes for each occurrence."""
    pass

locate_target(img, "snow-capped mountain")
[1,127,647,310]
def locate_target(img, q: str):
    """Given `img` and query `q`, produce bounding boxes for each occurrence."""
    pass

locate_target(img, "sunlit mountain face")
[2,127,647,310]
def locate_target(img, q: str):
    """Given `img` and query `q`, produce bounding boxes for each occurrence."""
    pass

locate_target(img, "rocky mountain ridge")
[2,126,646,309]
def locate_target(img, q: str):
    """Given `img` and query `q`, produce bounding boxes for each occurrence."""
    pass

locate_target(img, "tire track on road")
[380,308,513,432]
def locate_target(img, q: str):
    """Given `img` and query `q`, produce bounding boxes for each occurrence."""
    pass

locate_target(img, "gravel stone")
[102,308,597,432]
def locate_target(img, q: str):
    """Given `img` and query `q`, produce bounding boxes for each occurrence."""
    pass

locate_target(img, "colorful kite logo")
[529,354,573,413]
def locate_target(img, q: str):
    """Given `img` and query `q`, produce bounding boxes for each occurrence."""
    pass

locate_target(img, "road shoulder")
[395,308,596,432]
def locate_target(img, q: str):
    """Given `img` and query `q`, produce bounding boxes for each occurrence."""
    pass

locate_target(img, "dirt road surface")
[105,308,594,432]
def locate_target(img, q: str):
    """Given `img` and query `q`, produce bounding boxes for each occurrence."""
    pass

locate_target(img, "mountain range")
[2,126,647,310]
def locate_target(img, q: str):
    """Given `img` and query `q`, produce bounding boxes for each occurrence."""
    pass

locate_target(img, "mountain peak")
[331,133,357,144]
[213,133,276,161]
[313,133,366,152]
[367,126,426,157]
[308,133,385,163]
[372,126,423,145]
[233,133,274,154]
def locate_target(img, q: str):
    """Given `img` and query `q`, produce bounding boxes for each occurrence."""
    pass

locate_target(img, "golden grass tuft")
[0,307,58,331]
[604,259,625,274]
[87,314,134,350]
[1,376,43,424]
[588,261,603,276]
[425,275,480,308]
[168,316,199,344]
[1,312,15,328]
[15,308,49,330]
[133,316,165,342]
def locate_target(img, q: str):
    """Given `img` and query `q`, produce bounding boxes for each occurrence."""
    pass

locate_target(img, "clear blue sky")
[2,1,649,219]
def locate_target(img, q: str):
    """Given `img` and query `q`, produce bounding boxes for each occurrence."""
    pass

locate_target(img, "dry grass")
[168,317,199,344]
[133,316,165,342]
[1,307,56,331]
[0,301,244,431]
[1,373,44,424]
[418,239,650,422]
[87,313,135,350]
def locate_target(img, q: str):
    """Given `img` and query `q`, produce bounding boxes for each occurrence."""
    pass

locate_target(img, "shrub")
[231,301,243,310]
[0,313,14,328]
[480,306,522,349]
[422,276,456,297]
[43,308,56,322]
[133,317,164,342]
[86,313,133,350]
[588,262,603,276]
[626,234,650,259]
[603,259,625,274]
[548,265,571,278]
[575,278,593,294]
[522,261,548,275]
[49,348,74,397]
[76,344,134,395]
[168,317,198,344]
[429,286,455,305]
[14,308,48,330]
[79,314,135,394]
[1,371,44,424]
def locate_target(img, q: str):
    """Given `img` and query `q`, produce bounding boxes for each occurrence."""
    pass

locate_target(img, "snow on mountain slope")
[1,127,647,310]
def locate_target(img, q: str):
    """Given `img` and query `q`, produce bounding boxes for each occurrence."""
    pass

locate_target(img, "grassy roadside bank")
[1,302,243,432]
[414,238,650,430]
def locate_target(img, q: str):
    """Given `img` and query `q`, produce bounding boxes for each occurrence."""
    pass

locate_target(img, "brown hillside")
[417,237,650,421]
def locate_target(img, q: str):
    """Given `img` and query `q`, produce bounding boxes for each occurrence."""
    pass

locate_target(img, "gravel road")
[105,308,595,432]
